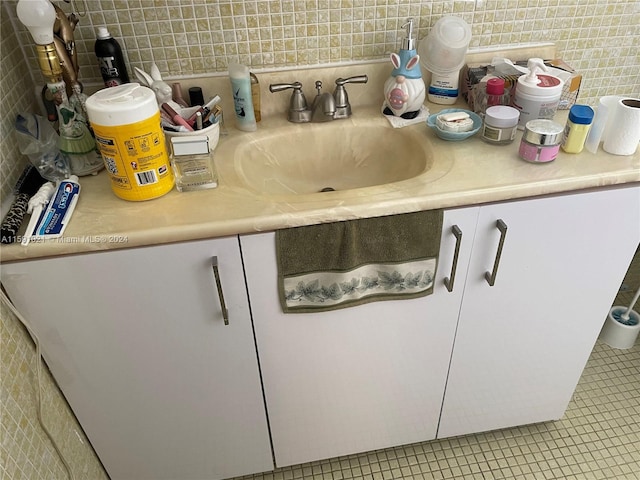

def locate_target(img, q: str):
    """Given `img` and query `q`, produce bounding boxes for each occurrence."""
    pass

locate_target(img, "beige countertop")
[2,56,639,263]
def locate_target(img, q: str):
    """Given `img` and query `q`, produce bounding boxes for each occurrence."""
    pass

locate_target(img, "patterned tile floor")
[235,250,640,480]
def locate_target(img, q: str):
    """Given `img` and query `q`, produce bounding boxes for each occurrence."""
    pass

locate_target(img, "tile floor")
[234,250,640,480]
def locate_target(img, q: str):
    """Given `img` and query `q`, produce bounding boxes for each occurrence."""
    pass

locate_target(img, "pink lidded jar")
[518,119,564,163]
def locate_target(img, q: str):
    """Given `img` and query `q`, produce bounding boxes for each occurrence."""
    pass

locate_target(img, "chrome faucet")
[269,75,368,123]
[311,81,336,122]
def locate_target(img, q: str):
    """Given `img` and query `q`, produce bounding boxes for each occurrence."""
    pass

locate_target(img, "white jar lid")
[485,105,520,128]
[85,83,159,126]
[171,136,209,156]
[516,73,563,97]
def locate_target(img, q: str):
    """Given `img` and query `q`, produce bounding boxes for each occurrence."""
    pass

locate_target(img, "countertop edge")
[2,171,638,264]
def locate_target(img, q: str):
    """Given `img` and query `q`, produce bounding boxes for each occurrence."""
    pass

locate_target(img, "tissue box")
[462,59,582,110]
[542,59,582,109]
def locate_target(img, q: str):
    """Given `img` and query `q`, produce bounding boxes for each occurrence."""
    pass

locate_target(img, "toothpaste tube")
[34,176,80,238]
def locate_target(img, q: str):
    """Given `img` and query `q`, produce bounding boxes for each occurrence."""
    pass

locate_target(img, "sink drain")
[319,187,336,192]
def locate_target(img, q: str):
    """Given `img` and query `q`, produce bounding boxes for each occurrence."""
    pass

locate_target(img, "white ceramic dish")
[427,108,482,141]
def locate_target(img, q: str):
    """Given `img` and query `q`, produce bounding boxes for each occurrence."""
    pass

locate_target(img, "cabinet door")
[438,186,640,439]
[1,238,273,480]
[241,207,479,467]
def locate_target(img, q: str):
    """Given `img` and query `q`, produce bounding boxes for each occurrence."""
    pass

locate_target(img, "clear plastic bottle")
[250,72,261,122]
[562,105,594,154]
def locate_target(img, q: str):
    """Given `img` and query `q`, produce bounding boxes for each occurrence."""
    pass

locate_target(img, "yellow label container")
[86,84,174,201]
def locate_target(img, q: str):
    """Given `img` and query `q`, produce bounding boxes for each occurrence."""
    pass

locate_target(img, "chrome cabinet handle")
[211,257,229,325]
[444,225,463,293]
[485,219,508,287]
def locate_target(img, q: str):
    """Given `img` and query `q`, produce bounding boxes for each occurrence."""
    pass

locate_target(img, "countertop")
[2,55,639,263]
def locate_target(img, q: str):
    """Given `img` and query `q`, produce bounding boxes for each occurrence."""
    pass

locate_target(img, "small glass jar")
[170,136,218,192]
[481,106,520,145]
[518,119,565,163]
[474,78,511,116]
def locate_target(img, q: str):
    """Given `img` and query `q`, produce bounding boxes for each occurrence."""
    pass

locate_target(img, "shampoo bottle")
[382,18,425,118]
[229,63,257,132]
[512,58,563,127]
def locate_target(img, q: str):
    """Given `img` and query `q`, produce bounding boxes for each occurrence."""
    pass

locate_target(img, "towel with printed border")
[276,209,443,313]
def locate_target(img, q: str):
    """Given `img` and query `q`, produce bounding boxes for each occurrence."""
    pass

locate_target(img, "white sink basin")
[231,121,439,195]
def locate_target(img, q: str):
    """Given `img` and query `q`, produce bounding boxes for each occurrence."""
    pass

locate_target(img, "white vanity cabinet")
[437,185,640,438]
[0,237,273,480]
[240,185,640,467]
[240,207,480,467]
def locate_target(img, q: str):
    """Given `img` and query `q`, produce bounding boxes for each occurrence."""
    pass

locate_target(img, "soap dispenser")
[383,18,425,119]
[512,58,563,127]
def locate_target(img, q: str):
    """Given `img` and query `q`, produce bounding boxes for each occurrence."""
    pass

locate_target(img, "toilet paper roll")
[602,98,640,156]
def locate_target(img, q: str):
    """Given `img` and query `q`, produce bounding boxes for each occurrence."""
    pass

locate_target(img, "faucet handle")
[269,81,302,93]
[269,81,307,111]
[335,75,368,86]
[333,74,369,119]
[269,81,311,123]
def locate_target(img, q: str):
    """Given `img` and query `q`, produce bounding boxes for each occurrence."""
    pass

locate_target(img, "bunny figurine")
[134,63,180,110]
[383,52,425,119]
[383,18,426,119]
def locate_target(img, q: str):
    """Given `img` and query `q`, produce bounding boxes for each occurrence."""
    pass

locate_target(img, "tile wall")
[0,1,638,478]
[1,4,107,478]
[3,0,640,198]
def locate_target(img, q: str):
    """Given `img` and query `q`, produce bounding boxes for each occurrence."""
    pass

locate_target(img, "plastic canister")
[85,83,175,201]
[512,58,563,127]
[562,105,594,153]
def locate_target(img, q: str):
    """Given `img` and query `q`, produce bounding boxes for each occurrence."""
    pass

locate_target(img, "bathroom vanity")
[2,61,639,480]
[2,185,638,478]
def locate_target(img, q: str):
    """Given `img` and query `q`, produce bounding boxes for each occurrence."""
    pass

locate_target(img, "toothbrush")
[22,182,56,246]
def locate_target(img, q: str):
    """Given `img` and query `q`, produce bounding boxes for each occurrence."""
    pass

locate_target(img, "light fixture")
[16,0,62,83]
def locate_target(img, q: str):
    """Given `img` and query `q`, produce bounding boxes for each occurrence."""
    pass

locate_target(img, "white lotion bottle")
[428,71,461,105]
[418,16,471,105]
[228,62,257,132]
[512,58,563,128]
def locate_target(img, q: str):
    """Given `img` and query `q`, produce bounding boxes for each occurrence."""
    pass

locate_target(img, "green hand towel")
[276,209,443,313]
